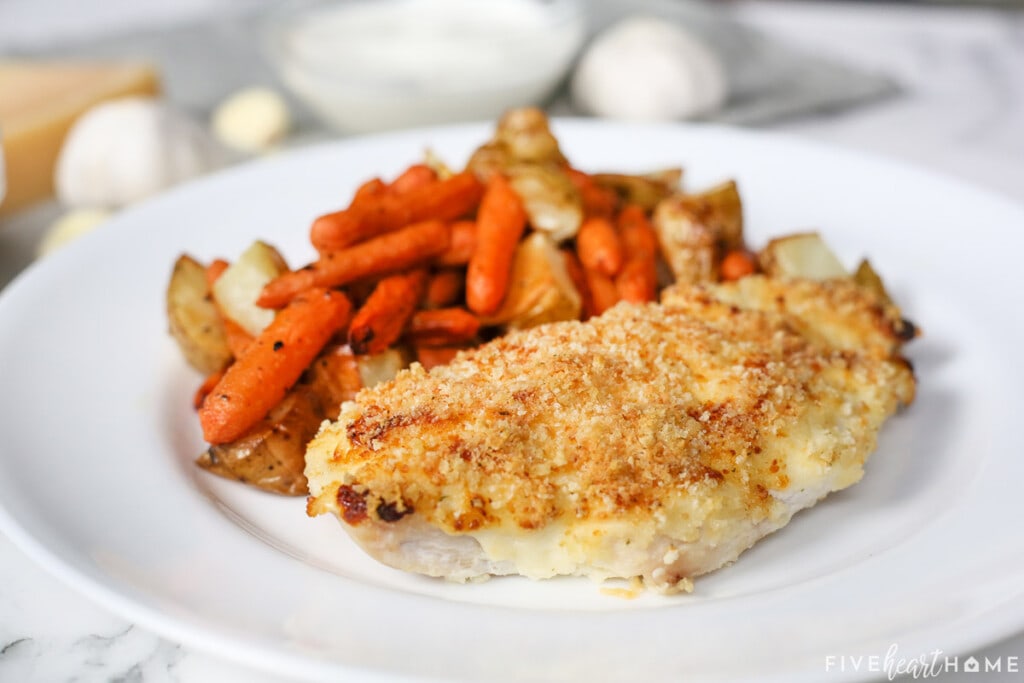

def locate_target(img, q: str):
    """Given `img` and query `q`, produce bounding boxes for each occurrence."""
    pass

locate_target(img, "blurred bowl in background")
[265,0,586,134]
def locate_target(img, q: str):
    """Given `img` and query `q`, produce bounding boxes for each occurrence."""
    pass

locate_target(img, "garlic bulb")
[571,16,728,122]
[55,97,225,209]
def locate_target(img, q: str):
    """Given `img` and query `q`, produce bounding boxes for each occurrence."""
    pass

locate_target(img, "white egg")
[55,97,226,209]
[571,16,728,122]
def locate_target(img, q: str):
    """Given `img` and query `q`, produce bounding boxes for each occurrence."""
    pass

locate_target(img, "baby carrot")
[720,249,757,281]
[414,345,462,371]
[389,163,437,195]
[577,216,624,277]
[205,258,230,289]
[258,220,450,309]
[584,266,620,318]
[615,204,659,303]
[407,308,480,347]
[436,220,477,266]
[565,167,618,219]
[424,269,465,309]
[192,368,226,410]
[348,269,429,355]
[350,177,388,207]
[199,288,351,444]
[221,316,255,358]
[466,174,527,315]
[562,248,593,320]
[310,172,482,251]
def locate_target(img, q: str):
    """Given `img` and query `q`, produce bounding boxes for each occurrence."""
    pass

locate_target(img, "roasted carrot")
[199,288,351,444]
[577,216,624,277]
[258,219,450,308]
[414,345,462,371]
[348,269,429,355]
[584,267,620,318]
[222,316,255,358]
[350,177,388,207]
[466,174,527,315]
[425,269,465,309]
[566,167,617,219]
[436,220,477,266]
[562,249,593,320]
[389,163,437,195]
[720,249,757,281]
[310,172,483,251]
[615,204,659,303]
[193,368,226,410]
[205,258,230,289]
[407,308,480,347]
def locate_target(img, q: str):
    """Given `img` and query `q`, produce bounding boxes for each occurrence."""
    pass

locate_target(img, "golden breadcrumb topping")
[306,277,915,539]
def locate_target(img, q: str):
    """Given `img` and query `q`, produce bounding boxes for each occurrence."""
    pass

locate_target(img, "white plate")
[1,121,1023,683]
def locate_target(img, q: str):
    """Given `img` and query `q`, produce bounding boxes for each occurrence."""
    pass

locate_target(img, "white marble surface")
[2,1,1023,681]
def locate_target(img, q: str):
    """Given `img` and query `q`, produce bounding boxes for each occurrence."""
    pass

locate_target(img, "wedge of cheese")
[0,61,160,217]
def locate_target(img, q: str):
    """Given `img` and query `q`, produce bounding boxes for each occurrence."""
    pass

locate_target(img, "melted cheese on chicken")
[305,276,915,592]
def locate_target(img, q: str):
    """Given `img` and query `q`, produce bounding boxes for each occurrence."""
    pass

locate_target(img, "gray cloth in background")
[5,0,898,132]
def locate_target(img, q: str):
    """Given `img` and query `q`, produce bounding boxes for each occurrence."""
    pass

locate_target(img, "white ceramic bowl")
[266,0,586,133]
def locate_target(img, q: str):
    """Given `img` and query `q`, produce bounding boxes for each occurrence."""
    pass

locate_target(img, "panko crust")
[306,277,915,546]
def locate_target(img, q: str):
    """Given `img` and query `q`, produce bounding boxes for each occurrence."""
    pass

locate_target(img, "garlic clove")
[55,97,227,209]
[571,16,728,122]
[37,208,113,257]
[211,87,292,154]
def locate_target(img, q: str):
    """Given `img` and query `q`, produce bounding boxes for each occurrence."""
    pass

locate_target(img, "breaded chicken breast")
[305,276,915,593]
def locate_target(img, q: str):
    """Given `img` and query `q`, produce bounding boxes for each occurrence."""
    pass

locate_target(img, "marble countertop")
[2,1,1023,681]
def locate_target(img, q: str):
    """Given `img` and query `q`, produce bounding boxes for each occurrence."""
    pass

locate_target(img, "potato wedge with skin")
[653,180,744,284]
[167,254,232,375]
[466,140,513,182]
[304,344,365,417]
[494,107,566,165]
[481,231,581,329]
[197,346,368,495]
[854,258,894,306]
[759,232,849,280]
[591,168,683,211]
[197,385,323,495]
[212,241,288,337]
[653,197,719,285]
[683,180,744,252]
[466,107,566,183]
[507,164,583,242]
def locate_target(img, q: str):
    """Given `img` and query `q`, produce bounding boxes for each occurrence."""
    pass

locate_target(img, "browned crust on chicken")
[306,276,915,590]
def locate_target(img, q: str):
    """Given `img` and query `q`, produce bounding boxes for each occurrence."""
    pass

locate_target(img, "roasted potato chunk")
[592,168,683,211]
[357,347,410,389]
[853,258,894,305]
[211,241,288,336]
[482,231,582,330]
[197,385,324,496]
[167,254,232,375]
[653,180,744,284]
[197,345,368,495]
[759,232,849,280]
[494,106,566,165]
[507,164,583,242]
[653,198,719,285]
